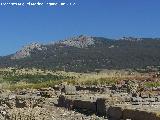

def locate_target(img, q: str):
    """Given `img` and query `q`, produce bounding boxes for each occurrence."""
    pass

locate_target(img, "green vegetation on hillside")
[1,38,160,72]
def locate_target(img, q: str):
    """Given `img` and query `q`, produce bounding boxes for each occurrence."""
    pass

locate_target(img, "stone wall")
[76,86,101,92]
[57,95,160,120]
[58,95,96,113]
[123,108,160,120]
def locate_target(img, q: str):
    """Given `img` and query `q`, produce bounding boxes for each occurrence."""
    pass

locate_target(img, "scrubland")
[0,67,157,90]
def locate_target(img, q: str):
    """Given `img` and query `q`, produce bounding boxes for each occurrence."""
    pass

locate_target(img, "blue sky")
[0,0,160,56]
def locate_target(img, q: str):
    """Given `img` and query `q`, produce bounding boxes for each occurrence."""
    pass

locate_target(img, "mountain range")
[1,35,160,72]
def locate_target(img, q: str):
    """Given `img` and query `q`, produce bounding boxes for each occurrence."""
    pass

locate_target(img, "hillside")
[0,35,160,72]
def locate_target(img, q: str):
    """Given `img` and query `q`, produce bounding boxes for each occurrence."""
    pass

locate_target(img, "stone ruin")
[0,82,159,120]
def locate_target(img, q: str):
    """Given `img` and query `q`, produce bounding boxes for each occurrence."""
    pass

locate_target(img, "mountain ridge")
[1,35,160,72]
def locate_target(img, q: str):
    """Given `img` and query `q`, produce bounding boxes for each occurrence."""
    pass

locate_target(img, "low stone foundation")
[58,95,96,113]
[57,95,160,120]
[123,108,160,120]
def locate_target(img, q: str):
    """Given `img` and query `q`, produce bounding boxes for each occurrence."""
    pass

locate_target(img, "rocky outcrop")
[11,43,46,59]
[120,37,143,41]
[58,35,95,48]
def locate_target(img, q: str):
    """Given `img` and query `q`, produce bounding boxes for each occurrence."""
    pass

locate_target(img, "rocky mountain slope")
[0,35,160,72]
[11,43,47,60]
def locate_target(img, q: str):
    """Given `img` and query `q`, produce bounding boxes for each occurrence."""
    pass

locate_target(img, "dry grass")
[67,70,149,86]
[0,67,153,89]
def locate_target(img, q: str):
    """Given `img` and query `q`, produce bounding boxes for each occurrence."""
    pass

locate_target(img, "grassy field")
[0,67,79,89]
[0,67,158,90]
